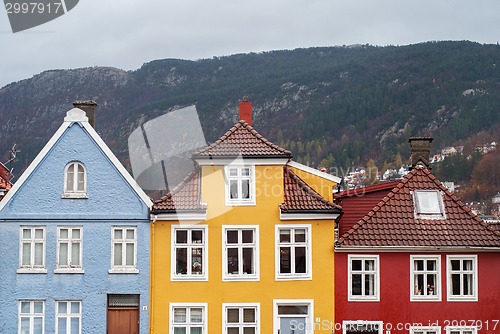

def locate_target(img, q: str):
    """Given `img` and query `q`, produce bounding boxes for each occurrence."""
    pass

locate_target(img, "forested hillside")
[0,41,498,196]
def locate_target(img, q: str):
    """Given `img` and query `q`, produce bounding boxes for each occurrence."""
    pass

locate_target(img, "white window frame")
[275,225,312,280]
[446,255,478,301]
[170,303,207,334]
[109,226,138,274]
[18,300,45,334]
[62,161,87,199]
[18,226,47,274]
[171,225,208,281]
[224,165,256,206]
[222,225,259,281]
[55,227,83,274]
[274,299,314,334]
[348,254,380,301]
[409,326,441,334]
[413,190,446,219]
[55,301,82,334]
[410,255,441,301]
[342,320,383,334]
[222,303,260,334]
[445,326,477,334]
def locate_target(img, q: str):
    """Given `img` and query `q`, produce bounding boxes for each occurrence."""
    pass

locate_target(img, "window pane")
[241,168,250,176]
[60,243,69,266]
[464,273,473,295]
[463,259,473,270]
[60,229,69,239]
[229,168,238,176]
[176,230,187,244]
[295,247,306,273]
[72,229,80,239]
[242,248,254,274]
[280,247,291,273]
[294,229,306,242]
[70,317,80,333]
[35,229,43,239]
[351,259,362,271]
[33,302,43,313]
[34,243,43,265]
[126,229,135,240]
[20,302,30,314]
[20,317,30,332]
[114,244,122,266]
[227,230,238,244]
[58,317,67,333]
[71,302,80,313]
[173,308,187,322]
[227,308,239,323]
[451,273,461,295]
[427,260,436,271]
[227,248,239,274]
[191,328,202,334]
[365,274,375,295]
[451,259,460,271]
[365,260,375,271]
[114,229,123,240]
[173,328,186,334]
[243,308,255,322]
[22,243,31,266]
[279,229,290,243]
[191,308,203,323]
[67,167,75,191]
[414,259,424,271]
[126,243,134,266]
[58,302,67,313]
[77,164,85,191]
[176,248,187,274]
[192,230,203,244]
[227,328,239,334]
[230,180,238,199]
[71,243,80,265]
[22,228,31,239]
[243,328,256,334]
[242,230,253,243]
[241,180,250,199]
[33,317,43,334]
[277,305,307,315]
[352,274,362,295]
[192,248,203,274]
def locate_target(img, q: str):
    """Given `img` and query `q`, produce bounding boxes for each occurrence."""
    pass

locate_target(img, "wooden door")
[107,295,139,334]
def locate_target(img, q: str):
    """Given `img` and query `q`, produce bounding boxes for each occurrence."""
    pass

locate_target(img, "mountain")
[1,41,499,186]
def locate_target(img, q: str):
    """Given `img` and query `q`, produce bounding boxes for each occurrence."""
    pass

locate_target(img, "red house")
[334,138,500,334]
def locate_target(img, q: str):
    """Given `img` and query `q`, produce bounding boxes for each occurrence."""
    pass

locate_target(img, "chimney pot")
[239,96,252,126]
[409,137,434,169]
[73,100,97,128]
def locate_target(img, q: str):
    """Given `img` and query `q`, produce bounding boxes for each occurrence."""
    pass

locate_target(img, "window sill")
[54,268,85,274]
[17,268,47,274]
[62,192,88,199]
[225,200,256,207]
[275,275,312,281]
[447,295,478,302]
[108,268,139,274]
[223,275,260,282]
[171,276,208,281]
[348,296,380,302]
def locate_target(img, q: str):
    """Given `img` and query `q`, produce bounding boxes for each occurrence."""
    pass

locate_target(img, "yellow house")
[150,101,342,334]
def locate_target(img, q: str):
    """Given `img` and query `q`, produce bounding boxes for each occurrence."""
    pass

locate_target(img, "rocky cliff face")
[0,42,499,181]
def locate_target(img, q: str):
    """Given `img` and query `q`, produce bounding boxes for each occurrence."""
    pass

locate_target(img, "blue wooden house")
[0,102,152,334]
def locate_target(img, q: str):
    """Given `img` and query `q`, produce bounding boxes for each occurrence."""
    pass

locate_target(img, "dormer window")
[225,165,255,206]
[63,161,87,198]
[413,190,445,219]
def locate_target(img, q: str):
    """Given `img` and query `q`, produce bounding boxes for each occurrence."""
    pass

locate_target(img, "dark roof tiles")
[338,166,500,248]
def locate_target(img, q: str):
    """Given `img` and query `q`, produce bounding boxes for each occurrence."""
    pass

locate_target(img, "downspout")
[150,217,155,334]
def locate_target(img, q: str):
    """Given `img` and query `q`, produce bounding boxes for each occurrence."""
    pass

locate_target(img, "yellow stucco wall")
[151,164,336,333]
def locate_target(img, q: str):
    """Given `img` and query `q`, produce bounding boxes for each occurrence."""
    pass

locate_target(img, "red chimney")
[239,96,252,126]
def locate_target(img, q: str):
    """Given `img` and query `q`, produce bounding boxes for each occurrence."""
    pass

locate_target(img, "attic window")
[62,161,87,199]
[413,190,445,219]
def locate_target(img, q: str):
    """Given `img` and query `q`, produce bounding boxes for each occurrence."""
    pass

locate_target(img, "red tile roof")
[152,169,207,213]
[280,167,342,214]
[338,166,500,248]
[192,120,292,159]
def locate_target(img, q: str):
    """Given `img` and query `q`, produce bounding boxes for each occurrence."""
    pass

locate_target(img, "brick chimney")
[409,137,434,169]
[73,100,97,128]
[239,96,252,126]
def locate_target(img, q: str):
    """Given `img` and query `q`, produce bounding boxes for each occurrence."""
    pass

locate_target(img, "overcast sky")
[1,0,499,88]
